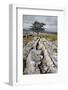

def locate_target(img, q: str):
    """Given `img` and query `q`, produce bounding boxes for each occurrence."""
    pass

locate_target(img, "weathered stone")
[24,49,43,74]
[23,38,57,74]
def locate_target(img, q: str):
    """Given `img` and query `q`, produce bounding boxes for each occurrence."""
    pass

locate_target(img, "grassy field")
[35,33,57,41]
[23,33,57,46]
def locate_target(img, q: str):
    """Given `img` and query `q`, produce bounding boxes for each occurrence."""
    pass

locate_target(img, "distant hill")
[23,28,57,34]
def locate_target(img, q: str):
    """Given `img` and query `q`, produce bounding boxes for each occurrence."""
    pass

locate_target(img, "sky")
[23,15,57,32]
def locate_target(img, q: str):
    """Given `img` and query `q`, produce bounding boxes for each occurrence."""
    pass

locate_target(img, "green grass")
[23,33,57,46]
[45,34,57,41]
[34,33,57,41]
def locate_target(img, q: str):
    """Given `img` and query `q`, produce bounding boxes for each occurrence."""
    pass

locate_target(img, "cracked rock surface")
[23,37,57,75]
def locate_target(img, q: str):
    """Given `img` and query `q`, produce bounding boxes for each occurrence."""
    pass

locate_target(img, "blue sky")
[23,15,57,32]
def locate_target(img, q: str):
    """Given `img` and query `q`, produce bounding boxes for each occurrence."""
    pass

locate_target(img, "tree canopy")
[31,21,46,33]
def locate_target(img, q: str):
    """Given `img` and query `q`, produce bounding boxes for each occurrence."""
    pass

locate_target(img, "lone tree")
[31,21,46,34]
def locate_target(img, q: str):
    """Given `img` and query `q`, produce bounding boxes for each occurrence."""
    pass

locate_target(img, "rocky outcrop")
[23,37,57,74]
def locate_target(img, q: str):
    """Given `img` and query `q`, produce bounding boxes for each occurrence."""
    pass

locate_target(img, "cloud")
[23,15,57,32]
